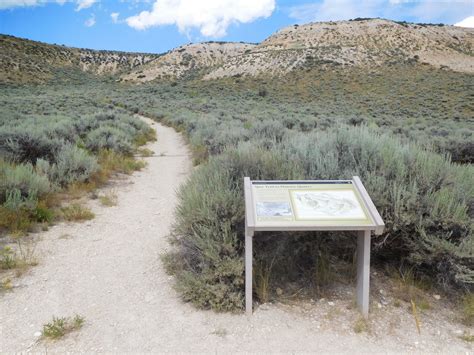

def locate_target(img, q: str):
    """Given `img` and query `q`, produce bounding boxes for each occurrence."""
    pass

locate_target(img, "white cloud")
[126,0,275,37]
[76,0,97,11]
[0,0,64,10]
[111,12,120,23]
[84,14,96,27]
[0,0,99,10]
[289,0,473,25]
[455,16,474,28]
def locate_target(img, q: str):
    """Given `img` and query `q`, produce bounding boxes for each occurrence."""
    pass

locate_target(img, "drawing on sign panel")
[256,202,293,217]
[292,190,367,220]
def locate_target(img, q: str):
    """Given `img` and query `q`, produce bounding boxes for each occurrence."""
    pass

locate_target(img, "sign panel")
[250,181,374,228]
[244,176,385,317]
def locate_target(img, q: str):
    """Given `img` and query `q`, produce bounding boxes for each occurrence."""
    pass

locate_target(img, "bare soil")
[0,117,472,353]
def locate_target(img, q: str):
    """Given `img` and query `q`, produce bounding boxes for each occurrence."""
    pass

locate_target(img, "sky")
[0,0,473,54]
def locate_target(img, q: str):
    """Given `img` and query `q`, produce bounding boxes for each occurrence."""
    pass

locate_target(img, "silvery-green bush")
[0,110,152,219]
[0,162,51,204]
[38,145,98,187]
[167,125,473,311]
[85,126,134,155]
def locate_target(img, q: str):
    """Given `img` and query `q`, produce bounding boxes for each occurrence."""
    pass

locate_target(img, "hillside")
[1,19,473,84]
[120,18,474,82]
[205,18,474,79]
[121,42,256,82]
[0,34,160,84]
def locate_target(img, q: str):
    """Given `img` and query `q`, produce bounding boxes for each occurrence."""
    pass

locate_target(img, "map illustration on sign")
[256,202,293,217]
[291,190,367,220]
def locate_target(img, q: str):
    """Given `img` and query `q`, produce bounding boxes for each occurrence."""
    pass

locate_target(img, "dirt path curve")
[0,117,468,353]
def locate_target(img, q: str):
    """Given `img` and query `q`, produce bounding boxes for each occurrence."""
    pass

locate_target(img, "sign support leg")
[357,230,371,317]
[245,229,253,316]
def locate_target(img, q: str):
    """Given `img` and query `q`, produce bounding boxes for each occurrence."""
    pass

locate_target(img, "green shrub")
[0,161,51,203]
[85,126,134,155]
[167,147,303,311]
[0,128,63,164]
[41,145,98,187]
[280,126,473,289]
[167,126,473,311]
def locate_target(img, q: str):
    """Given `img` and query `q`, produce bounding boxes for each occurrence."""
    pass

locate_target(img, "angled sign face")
[245,178,384,234]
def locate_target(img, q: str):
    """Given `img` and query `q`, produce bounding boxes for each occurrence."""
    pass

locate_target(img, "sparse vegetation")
[0,246,16,269]
[1,277,12,291]
[99,191,118,207]
[61,204,94,221]
[459,332,474,343]
[460,293,474,327]
[42,314,85,339]
[353,317,369,333]
[1,238,38,274]
[254,258,276,304]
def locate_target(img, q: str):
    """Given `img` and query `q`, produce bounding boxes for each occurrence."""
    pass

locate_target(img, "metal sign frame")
[244,176,385,317]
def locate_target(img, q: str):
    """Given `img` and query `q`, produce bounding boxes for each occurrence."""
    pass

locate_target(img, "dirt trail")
[0,117,470,353]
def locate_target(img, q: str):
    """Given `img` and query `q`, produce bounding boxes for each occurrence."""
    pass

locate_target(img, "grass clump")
[99,191,117,207]
[0,238,38,276]
[1,277,13,291]
[459,332,474,343]
[0,246,16,269]
[61,204,94,221]
[390,266,432,310]
[137,147,154,157]
[42,314,85,339]
[254,258,276,304]
[353,317,369,333]
[460,294,474,327]
[97,150,146,176]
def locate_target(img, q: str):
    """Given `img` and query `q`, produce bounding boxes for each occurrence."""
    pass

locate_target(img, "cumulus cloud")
[76,0,97,11]
[126,0,275,37]
[455,16,474,28]
[111,12,120,23]
[289,0,473,25]
[84,14,96,27]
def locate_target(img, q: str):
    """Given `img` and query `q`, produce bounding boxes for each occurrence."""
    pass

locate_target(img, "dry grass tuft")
[61,204,94,221]
[353,317,369,334]
[254,258,276,304]
[99,191,118,207]
[460,293,474,327]
[137,147,154,157]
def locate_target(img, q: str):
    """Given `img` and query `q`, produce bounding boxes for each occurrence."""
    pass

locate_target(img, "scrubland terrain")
[0,18,473,352]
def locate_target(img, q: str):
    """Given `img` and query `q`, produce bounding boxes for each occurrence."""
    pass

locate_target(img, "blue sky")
[0,0,473,54]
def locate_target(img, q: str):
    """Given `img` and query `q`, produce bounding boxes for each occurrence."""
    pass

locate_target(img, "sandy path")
[0,117,470,353]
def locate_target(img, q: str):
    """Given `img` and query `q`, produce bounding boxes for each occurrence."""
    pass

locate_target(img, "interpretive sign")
[244,177,384,317]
